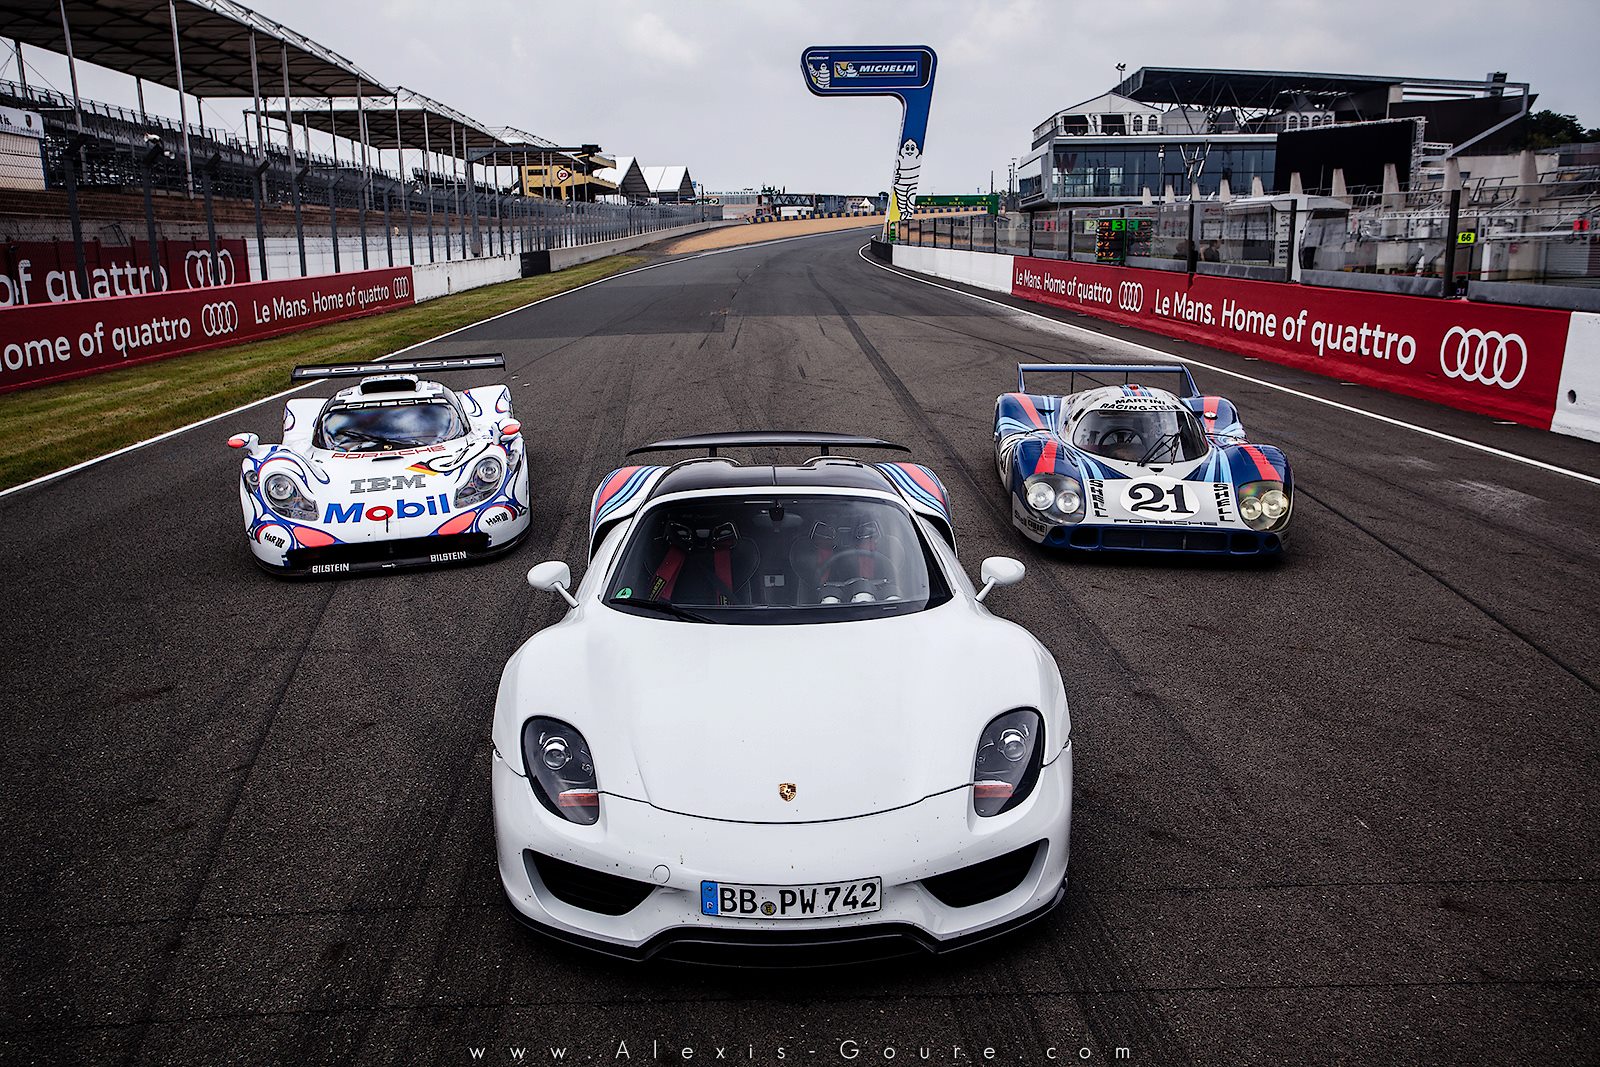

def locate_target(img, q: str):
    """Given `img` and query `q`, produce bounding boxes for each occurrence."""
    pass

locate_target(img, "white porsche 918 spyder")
[228,355,530,576]
[491,432,1073,962]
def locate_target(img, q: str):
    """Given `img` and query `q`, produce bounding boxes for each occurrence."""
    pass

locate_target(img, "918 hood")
[494,602,1067,824]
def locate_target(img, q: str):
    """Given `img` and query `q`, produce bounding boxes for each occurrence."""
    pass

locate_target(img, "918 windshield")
[606,495,951,624]
[318,400,464,451]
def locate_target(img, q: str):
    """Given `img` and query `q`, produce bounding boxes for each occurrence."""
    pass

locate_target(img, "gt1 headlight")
[521,717,599,824]
[972,709,1044,817]
[454,455,506,508]
[473,456,503,487]
[1237,480,1291,532]
[1022,474,1085,524]
[261,471,316,520]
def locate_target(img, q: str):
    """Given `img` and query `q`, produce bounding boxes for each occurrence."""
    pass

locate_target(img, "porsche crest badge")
[778,782,798,802]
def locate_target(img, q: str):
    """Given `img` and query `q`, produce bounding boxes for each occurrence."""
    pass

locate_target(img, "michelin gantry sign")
[802,46,938,241]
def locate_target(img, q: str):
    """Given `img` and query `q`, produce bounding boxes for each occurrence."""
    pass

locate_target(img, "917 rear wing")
[289,354,505,381]
[1016,363,1198,398]
[627,431,910,458]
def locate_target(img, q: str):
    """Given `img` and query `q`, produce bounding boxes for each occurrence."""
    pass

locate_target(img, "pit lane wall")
[891,244,1600,442]
[0,266,413,394]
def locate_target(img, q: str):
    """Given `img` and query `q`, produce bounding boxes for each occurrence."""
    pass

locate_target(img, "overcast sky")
[8,0,1596,195]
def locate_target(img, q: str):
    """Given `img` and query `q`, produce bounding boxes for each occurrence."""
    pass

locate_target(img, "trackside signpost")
[802,45,938,242]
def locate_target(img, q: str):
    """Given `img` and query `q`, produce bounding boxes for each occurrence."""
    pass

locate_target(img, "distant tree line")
[1521,110,1600,149]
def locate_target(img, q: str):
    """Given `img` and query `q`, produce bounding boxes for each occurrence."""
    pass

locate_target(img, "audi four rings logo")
[1118,281,1144,312]
[184,249,236,288]
[201,301,239,337]
[1439,326,1528,390]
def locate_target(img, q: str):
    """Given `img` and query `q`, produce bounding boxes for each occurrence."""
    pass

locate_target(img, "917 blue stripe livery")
[993,364,1293,555]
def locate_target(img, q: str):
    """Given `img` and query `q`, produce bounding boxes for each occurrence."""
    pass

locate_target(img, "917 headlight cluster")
[261,472,317,520]
[972,709,1045,817]
[1023,473,1085,525]
[1237,480,1291,532]
[453,455,505,509]
[522,717,599,824]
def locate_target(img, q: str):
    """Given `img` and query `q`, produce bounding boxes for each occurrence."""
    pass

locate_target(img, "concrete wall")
[893,244,1014,293]
[413,254,521,303]
[1553,312,1600,440]
[545,219,734,272]
[352,218,732,303]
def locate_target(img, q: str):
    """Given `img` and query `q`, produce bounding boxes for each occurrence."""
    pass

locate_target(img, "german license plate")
[699,877,882,919]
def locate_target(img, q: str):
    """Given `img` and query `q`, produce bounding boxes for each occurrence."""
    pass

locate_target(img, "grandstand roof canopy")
[473,128,609,168]
[1112,67,1404,109]
[264,89,512,152]
[3,0,386,98]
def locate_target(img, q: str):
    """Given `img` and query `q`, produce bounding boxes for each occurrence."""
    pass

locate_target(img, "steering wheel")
[1099,427,1145,450]
[818,548,899,602]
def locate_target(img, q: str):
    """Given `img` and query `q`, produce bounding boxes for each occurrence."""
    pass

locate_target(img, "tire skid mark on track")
[806,267,1193,1067]
[124,579,340,1066]
[1294,487,1597,694]
[10,973,1599,1045]
[369,337,644,1065]
[1258,429,1597,571]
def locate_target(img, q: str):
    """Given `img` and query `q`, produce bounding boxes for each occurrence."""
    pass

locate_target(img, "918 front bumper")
[491,745,1072,964]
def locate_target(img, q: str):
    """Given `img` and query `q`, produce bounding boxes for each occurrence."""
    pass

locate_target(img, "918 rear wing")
[1016,363,1198,398]
[289,354,505,381]
[627,431,910,458]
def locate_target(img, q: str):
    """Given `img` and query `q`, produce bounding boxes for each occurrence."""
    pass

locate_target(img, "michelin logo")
[808,59,830,89]
[836,61,916,78]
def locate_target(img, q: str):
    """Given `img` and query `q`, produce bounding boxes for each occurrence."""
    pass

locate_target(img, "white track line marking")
[857,244,1600,488]
[0,228,865,500]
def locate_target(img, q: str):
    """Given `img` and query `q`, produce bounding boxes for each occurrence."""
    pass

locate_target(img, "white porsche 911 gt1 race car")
[492,432,1073,962]
[228,355,531,576]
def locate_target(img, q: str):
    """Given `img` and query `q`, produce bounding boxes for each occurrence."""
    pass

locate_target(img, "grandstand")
[0,0,707,305]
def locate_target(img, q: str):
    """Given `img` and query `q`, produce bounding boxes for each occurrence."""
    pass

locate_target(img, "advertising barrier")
[890,244,1593,436]
[1007,255,1571,430]
[0,265,414,394]
[0,238,253,306]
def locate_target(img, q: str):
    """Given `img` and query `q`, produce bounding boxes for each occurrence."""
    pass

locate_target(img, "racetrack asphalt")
[2,229,1596,1066]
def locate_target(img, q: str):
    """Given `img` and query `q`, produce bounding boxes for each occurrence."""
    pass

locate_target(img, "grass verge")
[0,254,644,491]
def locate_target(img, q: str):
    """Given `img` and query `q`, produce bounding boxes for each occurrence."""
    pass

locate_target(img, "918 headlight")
[1022,474,1085,524]
[1237,480,1291,532]
[972,709,1044,817]
[454,455,506,508]
[261,472,316,520]
[521,717,599,824]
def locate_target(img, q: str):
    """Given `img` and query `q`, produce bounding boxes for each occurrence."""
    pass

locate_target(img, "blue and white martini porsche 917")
[227,355,530,576]
[994,364,1293,555]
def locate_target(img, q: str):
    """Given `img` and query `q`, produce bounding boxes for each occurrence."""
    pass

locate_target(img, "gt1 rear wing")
[627,431,910,458]
[289,354,505,381]
[1016,363,1198,398]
